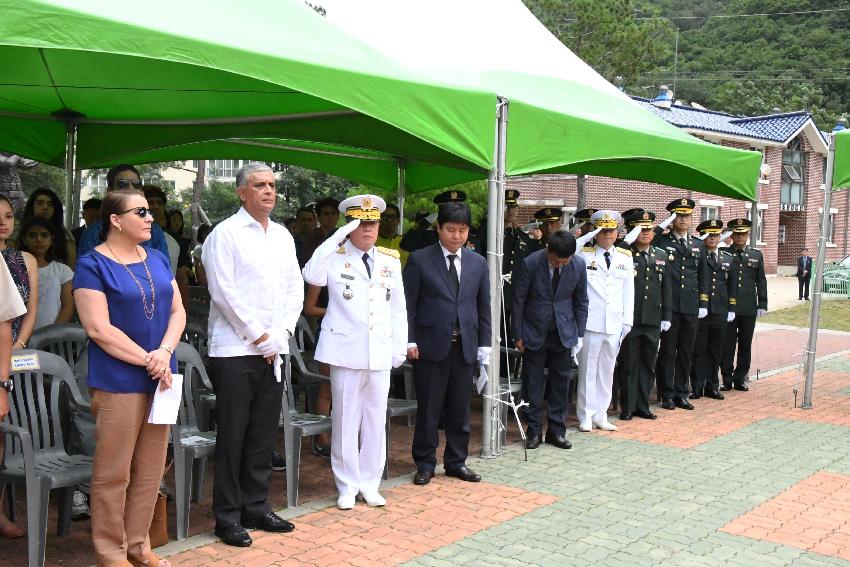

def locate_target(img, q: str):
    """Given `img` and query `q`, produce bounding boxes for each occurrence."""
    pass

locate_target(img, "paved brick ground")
[4,324,850,567]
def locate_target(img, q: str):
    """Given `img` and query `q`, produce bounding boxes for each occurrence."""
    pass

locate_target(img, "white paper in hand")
[148,373,183,424]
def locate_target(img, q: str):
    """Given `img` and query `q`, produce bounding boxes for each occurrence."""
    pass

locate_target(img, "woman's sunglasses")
[116,179,144,189]
[118,206,153,218]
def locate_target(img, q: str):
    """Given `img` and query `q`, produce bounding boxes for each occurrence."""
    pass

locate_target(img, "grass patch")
[760,299,850,332]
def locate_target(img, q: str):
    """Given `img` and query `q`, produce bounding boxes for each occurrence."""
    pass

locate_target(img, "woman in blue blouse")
[74,189,185,567]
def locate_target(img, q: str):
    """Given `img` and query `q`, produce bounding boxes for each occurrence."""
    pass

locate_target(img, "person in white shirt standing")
[302,195,407,510]
[202,163,304,548]
[575,210,634,432]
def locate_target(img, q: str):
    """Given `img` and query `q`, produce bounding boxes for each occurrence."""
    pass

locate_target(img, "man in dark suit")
[511,231,588,450]
[797,248,812,300]
[404,201,491,485]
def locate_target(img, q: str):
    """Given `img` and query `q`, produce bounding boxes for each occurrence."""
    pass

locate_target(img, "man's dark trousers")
[625,324,661,414]
[522,329,572,437]
[412,339,474,473]
[691,314,727,393]
[798,274,811,300]
[721,315,756,388]
[210,355,283,526]
[658,312,698,399]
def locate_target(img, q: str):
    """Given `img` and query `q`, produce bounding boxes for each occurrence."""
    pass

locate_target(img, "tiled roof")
[632,96,814,144]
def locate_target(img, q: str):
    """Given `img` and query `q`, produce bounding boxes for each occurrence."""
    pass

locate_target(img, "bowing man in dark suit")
[404,202,491,485]
[511,231,588,450]
[797,248,812,300]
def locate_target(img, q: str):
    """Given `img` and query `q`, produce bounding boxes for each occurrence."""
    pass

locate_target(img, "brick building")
[507,94,845,275]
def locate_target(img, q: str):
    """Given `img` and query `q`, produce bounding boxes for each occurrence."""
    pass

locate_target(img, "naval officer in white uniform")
[302,195,408,510]
[575,210,634,432]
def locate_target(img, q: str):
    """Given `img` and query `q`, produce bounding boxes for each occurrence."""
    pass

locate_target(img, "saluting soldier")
[302,195,408,510]
[654,198,705,411]
[690,219,737,400]
[721,218,767,392]
[535,207,566,246]
[575,210,634,432]
[500,190,540,312]
[571,208,598,237]
[617,210,671,420]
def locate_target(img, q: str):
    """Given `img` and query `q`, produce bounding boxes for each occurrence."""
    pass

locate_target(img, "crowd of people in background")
[0,161,771,563]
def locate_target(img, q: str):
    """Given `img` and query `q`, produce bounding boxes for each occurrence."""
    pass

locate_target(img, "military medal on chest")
[386,288,391,301]
[343,284,353,300]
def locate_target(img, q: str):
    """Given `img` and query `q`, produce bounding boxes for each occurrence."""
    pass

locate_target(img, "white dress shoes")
[578,421,592,432]
[593,420,617,431]
[358,491,386,507]
[337,494,355,510]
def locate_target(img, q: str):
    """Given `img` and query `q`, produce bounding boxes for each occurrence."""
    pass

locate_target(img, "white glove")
[392,354,407,368]
[570,337,583,365]
[727,312,736,323]
[757,308,767,317]
[574,227,602,249]
[623,225,642,245]
[477,347,492,364]
[660,320,672,332]
[256,332,287,357]
[333,218,361,245]
[426,212,438,224]
[658,212,677,230]
[698,308,708,319]
[720,231,732,241]
[697,232,709,241]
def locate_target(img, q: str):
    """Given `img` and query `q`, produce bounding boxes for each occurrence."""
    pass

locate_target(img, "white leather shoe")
[593,420,617,431]
[358,491,386,507]
[337,494,355,510]
[578,421,592,432]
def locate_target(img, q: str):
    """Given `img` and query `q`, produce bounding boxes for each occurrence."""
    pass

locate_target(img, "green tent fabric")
[834,130,850,190]
[0,0,761,198]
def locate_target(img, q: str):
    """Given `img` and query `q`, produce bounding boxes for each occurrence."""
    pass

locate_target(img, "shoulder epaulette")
[615,247,632,256]
[581,246,595,252]
[377,246,400,259]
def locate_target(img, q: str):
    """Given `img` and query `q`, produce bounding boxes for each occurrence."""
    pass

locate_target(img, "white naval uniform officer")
[302,195,408,511]
[575,210,635,432]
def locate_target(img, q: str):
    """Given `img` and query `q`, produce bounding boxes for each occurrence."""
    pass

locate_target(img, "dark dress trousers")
[618,245,672,414]
[796,255,812,300]
[691,249,737,393]
[654,230,706,401]
[404,243,491,473]
[511,250,588,437]
[722,246,767,387]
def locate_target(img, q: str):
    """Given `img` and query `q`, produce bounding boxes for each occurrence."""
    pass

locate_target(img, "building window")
[747,208,766,243]
[208,160,240,178]
[700,206,719,222]
[781,138,805,210]
[827,212,836,244]
[87,173,107,191]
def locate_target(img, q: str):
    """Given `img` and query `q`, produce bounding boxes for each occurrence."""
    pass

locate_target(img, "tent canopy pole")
[397,159,405,235]
[803,132,837,409]
[63,120,78,228]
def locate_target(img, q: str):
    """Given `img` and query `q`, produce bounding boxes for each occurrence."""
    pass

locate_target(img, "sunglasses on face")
[118,206,153,218]
[116,179,144,189]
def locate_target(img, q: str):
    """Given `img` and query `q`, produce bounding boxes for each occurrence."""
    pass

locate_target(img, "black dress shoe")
[312,437,331,458]
[544,434,572,449]
[242,512,295,533]
[688,392,702,400]
[720,385,732,392]
[413,470,434,485]
[633,410,657,420]
[271,449,287,471]
[733,383,749,391]
[525,434,541,449]
[445,466,481,482]
[619,412,633,421]
[674,397,694,410]
[704,389,725,400]
[215,524,252,547]
[661,399,676,410]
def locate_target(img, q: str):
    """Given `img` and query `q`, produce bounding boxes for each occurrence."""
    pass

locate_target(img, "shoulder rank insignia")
[337,246,346,254]
[377,246,400,259]
[616,247,632,256]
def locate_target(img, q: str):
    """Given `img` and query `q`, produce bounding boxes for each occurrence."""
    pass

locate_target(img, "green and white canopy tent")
[1,0,762,461]
[803,127,850,407]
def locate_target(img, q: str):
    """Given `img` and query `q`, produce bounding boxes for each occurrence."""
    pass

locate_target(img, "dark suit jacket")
[510,249,588,351]
[796,255,812,279]
[403,243,491,364]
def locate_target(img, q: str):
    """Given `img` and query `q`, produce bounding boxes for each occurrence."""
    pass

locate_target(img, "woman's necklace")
[105,243,156,320]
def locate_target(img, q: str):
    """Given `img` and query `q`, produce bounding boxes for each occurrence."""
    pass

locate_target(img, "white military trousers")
[329,366,390,497]
[576,330,621,425]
